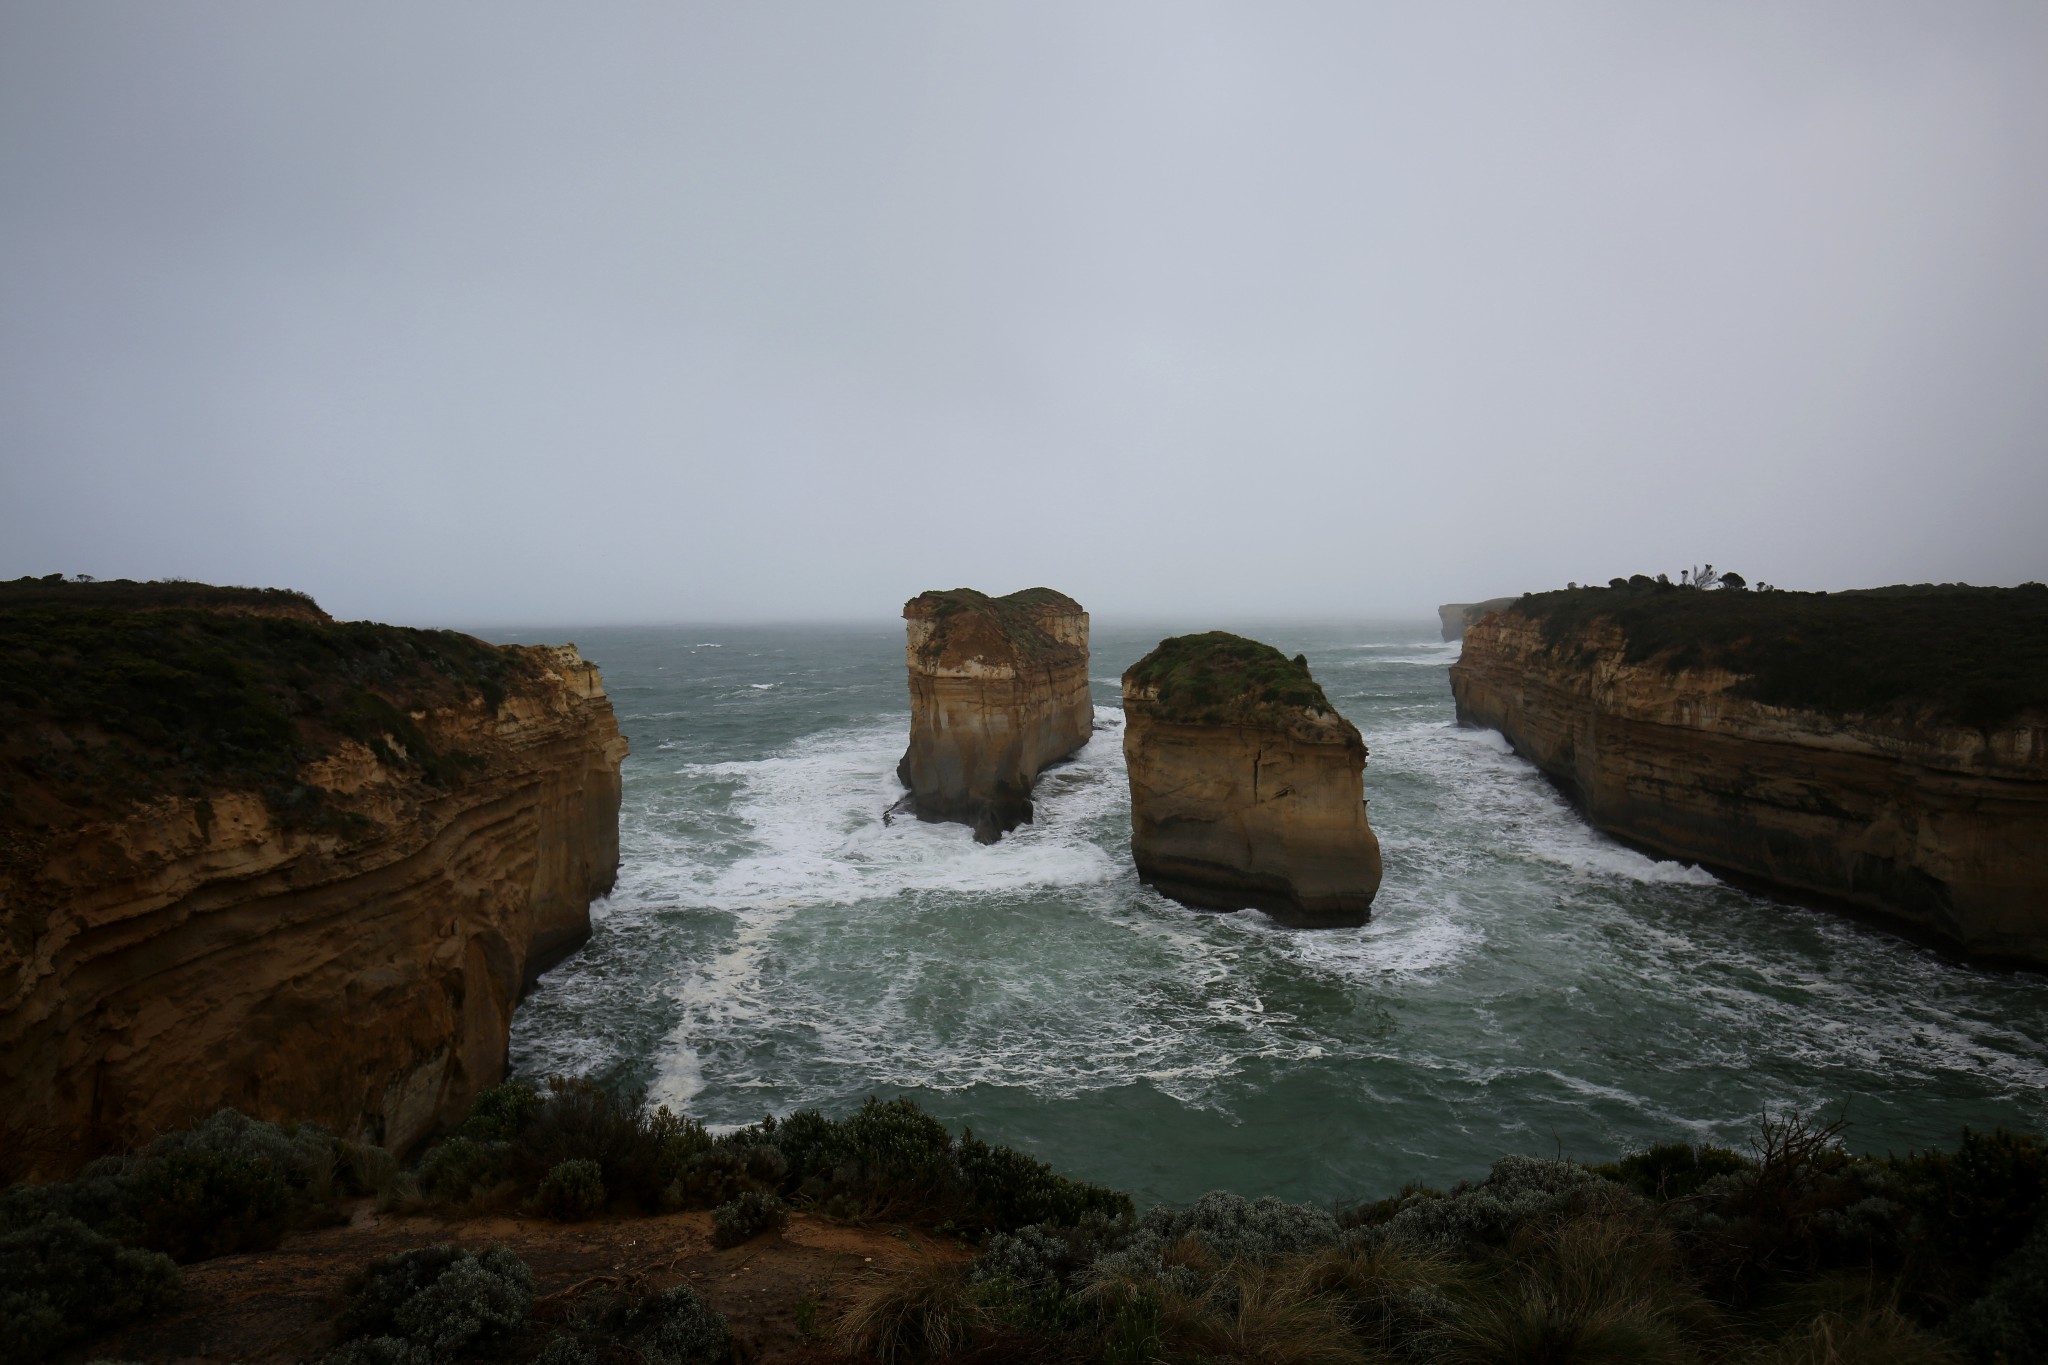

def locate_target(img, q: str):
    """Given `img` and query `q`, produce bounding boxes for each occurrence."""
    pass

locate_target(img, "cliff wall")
[1449,605,2048,963]
[897,588,1093,843]
[0,592,626,1179]
[1123,634,1382,925]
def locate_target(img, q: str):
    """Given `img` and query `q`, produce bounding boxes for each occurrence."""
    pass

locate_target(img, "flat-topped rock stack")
[1121,632,1382,925]
[896,587,1093,843]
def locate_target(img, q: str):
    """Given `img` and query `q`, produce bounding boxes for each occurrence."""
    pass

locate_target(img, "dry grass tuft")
[835,1254,988,1364]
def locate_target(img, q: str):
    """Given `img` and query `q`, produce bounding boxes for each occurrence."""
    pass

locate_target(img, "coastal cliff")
[1122,633,1382,925]
[1449,585,2048,963]
[1438,597,1520,642]
[896,587,1093,843]
[0,579,627,1179]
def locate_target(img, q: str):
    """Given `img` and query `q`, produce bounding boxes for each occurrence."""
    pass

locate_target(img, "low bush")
[326,1245,533,1363]
[0,1216,181,1363]
[529,1160,605,1222]
[0,1109,343,1264]
[538,1284,731,1365]
[710,1190,788,1248]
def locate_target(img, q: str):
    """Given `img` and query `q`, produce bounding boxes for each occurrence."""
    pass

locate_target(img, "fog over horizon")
[3,4,2045,628]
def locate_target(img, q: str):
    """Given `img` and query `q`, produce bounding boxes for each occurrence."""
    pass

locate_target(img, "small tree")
[1720,572,1747,590]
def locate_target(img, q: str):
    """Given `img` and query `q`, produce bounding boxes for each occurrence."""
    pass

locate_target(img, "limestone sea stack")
[1122,633,1383,925]
[897,587,1093,843]
[1450,583,2048,963]
[0,578,626,1180]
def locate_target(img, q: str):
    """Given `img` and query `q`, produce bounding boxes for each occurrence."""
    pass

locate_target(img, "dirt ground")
[83,1204,971,1363]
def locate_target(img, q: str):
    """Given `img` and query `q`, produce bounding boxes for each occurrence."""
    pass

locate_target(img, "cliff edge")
[896,587,1092,843]
[1122,633,1382,925]
[1448,583,2048,963]
[1438,597,1520,642]
[0,578,628,1179]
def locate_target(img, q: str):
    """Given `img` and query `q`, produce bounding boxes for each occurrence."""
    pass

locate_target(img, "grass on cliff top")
[0,588,537,827]
[1122,631,1334,726]
[0,574,327,618]
[905,586,1084,663]
[1509,581,2048,729]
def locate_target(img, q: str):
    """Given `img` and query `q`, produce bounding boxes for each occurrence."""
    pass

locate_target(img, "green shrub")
[458,1083,543,1143]
[414,1137,509,1206]
[530,1159,606,1222]
[538,1284,731,1365]
[505,1078,668,1209]
[1595,1142,1752,1201]
[328,1245,533,1363]
[711,1190,788,1248]
[0,1216,181,1363]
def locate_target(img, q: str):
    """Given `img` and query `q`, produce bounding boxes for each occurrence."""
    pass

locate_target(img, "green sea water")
[489,619,2048,1209]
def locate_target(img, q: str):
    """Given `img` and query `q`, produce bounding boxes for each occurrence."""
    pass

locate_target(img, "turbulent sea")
[488,620,2048,1208]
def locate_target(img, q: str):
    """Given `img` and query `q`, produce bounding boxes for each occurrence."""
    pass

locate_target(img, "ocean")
[484,618,2048,1209]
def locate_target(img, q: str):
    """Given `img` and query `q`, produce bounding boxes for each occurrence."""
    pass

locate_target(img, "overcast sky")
[2,4,2044,625]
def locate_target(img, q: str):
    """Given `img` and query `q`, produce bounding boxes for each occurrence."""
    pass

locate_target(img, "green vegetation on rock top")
[1504,581,2048,730]
[0,574,326,618]
[904,586,1085,663]
[0,581,538,826]
[1122,631,1335,726]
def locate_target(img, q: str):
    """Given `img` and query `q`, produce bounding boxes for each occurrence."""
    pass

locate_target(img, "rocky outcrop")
[0,589,626,1180]
[896,588,1092,843]
[1439,597,1520,642]
[1450,602,2048,964]
[1122,633,1383,925]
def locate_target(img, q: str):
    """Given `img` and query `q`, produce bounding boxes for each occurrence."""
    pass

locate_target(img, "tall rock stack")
[1122,633,1382,925]
[897,588,1093,843]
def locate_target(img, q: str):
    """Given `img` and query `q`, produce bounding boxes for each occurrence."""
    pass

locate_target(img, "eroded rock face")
[897,588,1092,843]
[1122,633,1383,925]
[0,614,626,1180]
[1449,607,2048,963]
[1438,597,1521,642]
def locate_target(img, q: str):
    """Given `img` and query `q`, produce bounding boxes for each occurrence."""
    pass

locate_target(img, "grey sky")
[3,3,2044,625]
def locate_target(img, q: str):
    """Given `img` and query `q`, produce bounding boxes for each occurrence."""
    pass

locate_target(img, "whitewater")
[494,619,2048,1207]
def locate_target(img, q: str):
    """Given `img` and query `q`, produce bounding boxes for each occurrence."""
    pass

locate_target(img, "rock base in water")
[1122,632,1382,925]
[897,587,1092,843]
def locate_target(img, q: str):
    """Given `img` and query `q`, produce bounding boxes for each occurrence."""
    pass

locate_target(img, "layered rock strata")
[0,585,626,1179]
[1122,633,1383,925]
[896,588,1092,843]
[1450,602,2048,963]
[1439,597,1521,642]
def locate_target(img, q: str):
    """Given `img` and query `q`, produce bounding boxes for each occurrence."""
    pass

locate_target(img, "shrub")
[1597,1143,1752,1201]
[539,1284,731,1365]
[328,1245,533,1363]
[116,1142,293,1262]
[1380,1155,1615,1253]
[0,1216,181,1363]
[458,1083,543,1143]
[415,1138,509,1207]
[955,1133,1131,1231]
[505,1078,668,1210]
[711,1190,788,1248]
[530,1159,606,1222]
[1943,1217,2048,1363]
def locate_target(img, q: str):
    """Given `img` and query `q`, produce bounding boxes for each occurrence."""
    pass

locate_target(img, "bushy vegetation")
[1123,631,1337,726]
[710,1189,788,1247]
[11,1087,2042,1365]
[0,1216,180,1363]
[0,1108,355,1263]
[315,1243,730,1365]
[0,576,534,823]
[407,1080,1131,1235]
[1505,580,2048,729]
[830,1115,2048,1364]
[905,586,1085,665]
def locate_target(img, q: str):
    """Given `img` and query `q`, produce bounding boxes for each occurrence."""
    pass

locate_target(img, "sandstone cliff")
[1122,633,1383,925]
[0,582,627,1179]
[1449,587,2048,964]
[1438,597,1521,642]
[897,587,1092,843]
